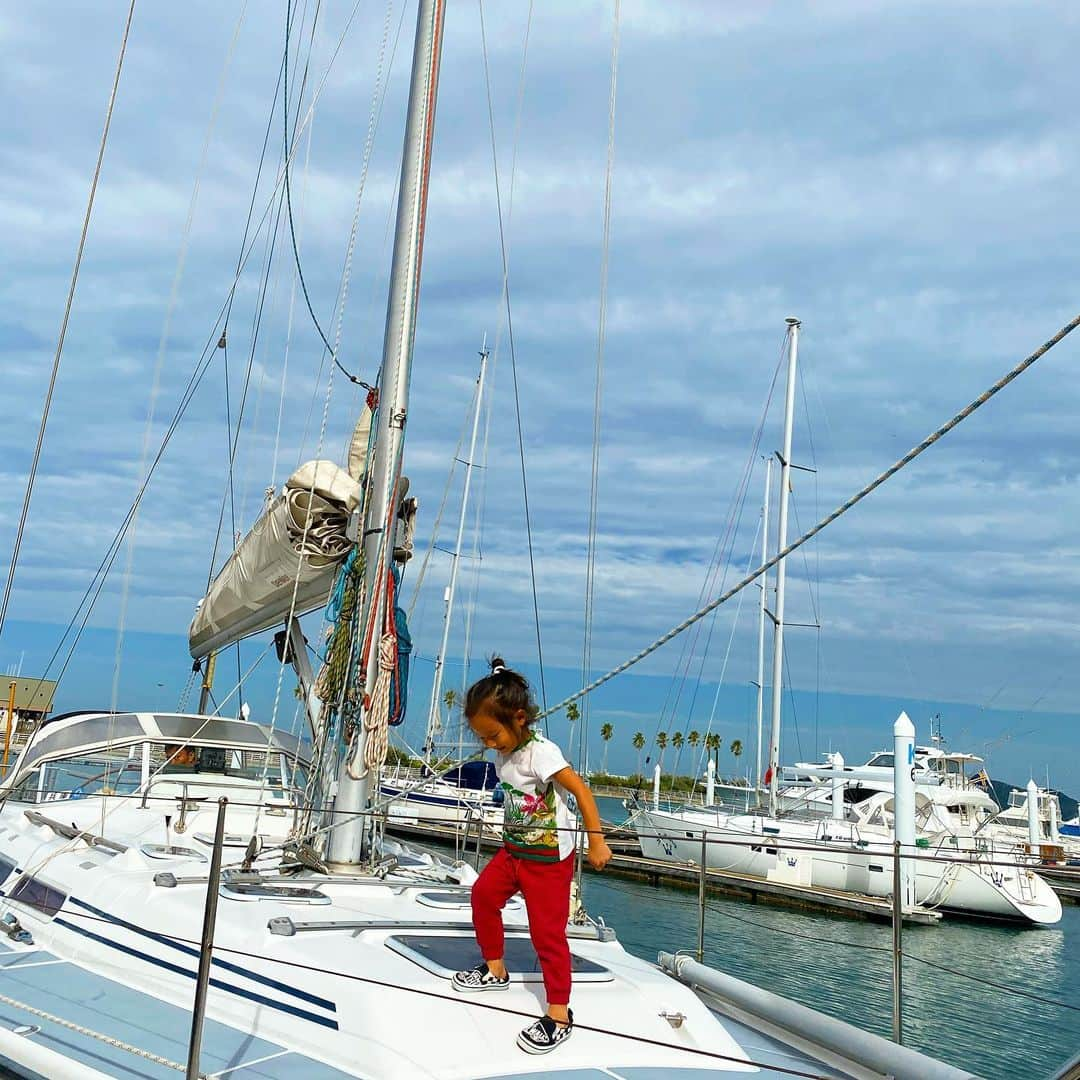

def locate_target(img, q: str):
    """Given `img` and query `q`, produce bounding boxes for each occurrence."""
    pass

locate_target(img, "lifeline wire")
[538,311,1080,720]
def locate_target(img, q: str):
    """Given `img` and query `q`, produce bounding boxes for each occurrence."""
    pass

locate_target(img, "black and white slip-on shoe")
[516,1010,573,1054]
[451,962,510,993]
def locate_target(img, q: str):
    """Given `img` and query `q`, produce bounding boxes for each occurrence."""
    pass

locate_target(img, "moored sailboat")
[0,3,992,1078]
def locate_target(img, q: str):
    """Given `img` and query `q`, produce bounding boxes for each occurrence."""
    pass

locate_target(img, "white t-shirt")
[495,732,575,862]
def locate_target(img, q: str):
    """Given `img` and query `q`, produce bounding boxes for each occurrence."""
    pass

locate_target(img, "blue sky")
[2,2,1079,795]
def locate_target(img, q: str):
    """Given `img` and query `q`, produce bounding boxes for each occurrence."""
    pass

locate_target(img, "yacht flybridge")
[0,710,977,1080]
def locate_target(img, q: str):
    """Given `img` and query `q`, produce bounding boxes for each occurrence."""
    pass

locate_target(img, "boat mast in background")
[328,0,447,866]
[753,455,772,794]
[766,318,800,817]
[425,344,489,760]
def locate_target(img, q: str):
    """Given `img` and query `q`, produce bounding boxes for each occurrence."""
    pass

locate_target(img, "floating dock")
[383,818,942,925]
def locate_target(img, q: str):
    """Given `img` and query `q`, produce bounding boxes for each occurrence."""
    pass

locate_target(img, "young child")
[452,658,612,1054]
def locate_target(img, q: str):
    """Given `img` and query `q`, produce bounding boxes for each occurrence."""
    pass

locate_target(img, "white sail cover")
[188,460,361,660]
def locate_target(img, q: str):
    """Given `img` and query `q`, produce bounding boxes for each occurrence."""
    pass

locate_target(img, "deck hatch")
[386,934,613,983]
[9,875,66,918]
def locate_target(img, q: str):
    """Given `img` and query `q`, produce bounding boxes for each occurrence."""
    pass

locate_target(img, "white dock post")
[1027,779,1040,847]
[653,763,662,810]
[892,712,916,911]
[831,752,845,822]
[706,758,716,807]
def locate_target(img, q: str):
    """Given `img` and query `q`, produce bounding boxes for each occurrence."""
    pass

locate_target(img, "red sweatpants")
[471,847,575,1006]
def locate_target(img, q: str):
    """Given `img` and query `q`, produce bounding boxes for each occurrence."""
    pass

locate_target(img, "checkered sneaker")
[517,1010,573,1054]
[451,962,510,993]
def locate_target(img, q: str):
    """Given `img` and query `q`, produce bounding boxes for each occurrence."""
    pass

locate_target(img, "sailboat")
[630,323,1062,926]
[378,347,502,835]
[0,4,989,1078]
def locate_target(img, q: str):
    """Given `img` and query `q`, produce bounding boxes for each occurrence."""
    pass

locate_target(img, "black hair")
[464,656,539,728]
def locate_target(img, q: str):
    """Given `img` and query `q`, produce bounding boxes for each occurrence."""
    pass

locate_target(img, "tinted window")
[0,855,16,886]
[9,876,66,917]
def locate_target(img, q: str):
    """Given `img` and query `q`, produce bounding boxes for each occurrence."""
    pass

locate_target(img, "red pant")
[471,847,575,1006]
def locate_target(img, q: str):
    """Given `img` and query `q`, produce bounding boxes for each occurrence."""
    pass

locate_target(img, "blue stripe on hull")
[68,897,336,1013]
[0,946,357,1077]
[55,917,339,1031]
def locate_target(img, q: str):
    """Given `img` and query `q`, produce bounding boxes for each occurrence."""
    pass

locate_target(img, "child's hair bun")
[465,656,538,723]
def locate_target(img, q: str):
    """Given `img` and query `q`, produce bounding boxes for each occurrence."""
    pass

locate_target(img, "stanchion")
[697,831,707,962]
[892,838,903,1044]
[186,798,227,1080]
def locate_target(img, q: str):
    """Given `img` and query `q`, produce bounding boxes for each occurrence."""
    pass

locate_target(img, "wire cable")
[0,0,137,644]
[477,0,547,712]
[539,311,1080,719]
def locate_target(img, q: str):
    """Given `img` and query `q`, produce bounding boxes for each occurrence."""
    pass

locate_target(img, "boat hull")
[632,807,1062,925]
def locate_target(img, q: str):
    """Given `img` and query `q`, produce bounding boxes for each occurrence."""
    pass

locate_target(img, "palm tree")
[443,689,458,731]
[566,702,580,724]
[632,731,645,776]
[730,738,743,783]
[600,722,614,774]
[688,730,700,754]
[706,733,722,771]
[655,731,668,768]
[671,731,685,788]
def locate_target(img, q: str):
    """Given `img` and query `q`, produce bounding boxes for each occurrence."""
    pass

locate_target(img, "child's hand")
[587,836,613,870]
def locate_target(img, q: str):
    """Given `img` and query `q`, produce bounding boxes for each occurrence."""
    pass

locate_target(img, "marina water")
[586,800,1079,1080]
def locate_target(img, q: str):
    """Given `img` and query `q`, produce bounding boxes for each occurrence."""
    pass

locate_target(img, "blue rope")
[325,548,358,623]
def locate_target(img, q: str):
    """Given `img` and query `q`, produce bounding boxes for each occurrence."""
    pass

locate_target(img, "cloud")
[3,0,1080,794]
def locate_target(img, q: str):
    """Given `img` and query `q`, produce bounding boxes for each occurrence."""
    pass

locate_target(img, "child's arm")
[553,767,613,870]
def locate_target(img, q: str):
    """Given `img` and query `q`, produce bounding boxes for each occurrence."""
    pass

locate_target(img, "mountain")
[985,777,1078,821]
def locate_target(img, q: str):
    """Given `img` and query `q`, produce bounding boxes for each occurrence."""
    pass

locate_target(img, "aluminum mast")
[766,318,799,818]
[328,0,447,866]
[754,455,772,794]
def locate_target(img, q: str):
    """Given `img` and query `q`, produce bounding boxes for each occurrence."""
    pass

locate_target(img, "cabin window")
[7,770,41,803]
[0,855,17,887]
[9,875,67,918]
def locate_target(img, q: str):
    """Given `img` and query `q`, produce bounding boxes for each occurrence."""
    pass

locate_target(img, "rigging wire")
[406,396,473,620]
[109,3,253,721]
[694,514,762,777]
[538,310,1080,720]
[13,0,390,735]
[652,336,786,752]
[0,0,137,645]
[477,0,547,712]
[204,43,291,593]
[579,0,621,770]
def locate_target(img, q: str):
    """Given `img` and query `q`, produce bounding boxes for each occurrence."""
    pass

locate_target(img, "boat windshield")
[5,745,307,804]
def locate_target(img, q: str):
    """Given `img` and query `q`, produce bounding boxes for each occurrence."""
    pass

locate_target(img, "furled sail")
[188,459,361,660]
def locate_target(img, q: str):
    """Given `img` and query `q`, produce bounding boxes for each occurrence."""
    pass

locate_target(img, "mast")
[328,0,447,866]
[426,345,489,758]
[753,456,772,794]
[766,317,800,817]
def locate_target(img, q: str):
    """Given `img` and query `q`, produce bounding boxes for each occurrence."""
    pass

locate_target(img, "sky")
[2,2,1079,795]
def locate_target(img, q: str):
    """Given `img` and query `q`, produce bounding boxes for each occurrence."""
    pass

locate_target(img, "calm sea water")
[588,796,1079,1080]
